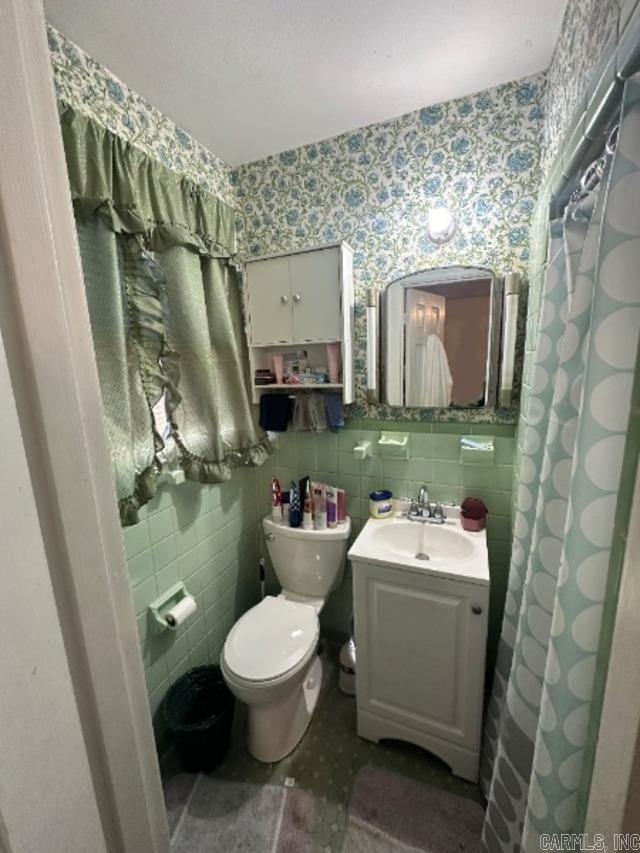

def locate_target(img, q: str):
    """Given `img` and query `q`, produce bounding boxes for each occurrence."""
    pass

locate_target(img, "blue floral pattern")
[235,76,546,423]
[47,25,235,206]
[543,0,624,174]
[49,26,550,425]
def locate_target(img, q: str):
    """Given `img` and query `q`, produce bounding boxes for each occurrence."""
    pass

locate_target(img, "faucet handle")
[433,502,446,520]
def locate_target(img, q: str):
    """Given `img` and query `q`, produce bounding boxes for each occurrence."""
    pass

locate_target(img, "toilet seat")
[222,596,319,684]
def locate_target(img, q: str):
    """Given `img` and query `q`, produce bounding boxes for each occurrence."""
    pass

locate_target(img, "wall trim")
[584,452,640,834]
[0,2,169,851]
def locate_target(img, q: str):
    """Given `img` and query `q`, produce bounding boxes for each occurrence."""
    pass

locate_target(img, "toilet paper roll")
[164,595,197,629]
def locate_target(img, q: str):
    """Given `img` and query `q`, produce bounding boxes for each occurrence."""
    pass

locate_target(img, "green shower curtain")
[61,104,270,525]
[480,73,640,850]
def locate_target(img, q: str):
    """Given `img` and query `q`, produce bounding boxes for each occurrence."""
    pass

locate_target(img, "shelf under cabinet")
[253,383,343,391]
[250,339,342,348]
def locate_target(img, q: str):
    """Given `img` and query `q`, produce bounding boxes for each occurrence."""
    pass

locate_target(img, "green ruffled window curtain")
[61,104,270,525]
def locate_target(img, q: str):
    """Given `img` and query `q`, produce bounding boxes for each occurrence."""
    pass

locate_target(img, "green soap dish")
[378,431,409,459]
[460,435,494,466]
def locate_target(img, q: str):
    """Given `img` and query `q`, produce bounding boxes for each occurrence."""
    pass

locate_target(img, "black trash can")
[163,665,235,773]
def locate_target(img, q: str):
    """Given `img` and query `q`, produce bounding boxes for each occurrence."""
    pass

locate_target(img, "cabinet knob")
[471,604,483,615]
[280,295,288,304]
[293,293,302,303]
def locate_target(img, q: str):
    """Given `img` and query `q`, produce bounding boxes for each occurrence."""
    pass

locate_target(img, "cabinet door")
[289,248,342,342]
[354,562,487,751]
[245,256,292,345]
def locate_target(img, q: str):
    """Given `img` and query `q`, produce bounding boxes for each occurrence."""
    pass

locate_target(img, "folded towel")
[259,393,292,432]
[292,395,313,430]
[293,393,328,431]
[325,393,344,432]
[310,393,328,431]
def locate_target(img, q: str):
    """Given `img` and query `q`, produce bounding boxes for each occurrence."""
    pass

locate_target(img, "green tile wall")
[121,414,516,741]
[121,467,261,740]
[256,419,516,674]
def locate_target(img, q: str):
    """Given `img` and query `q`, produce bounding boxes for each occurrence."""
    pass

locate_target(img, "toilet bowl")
[221,515,350,762]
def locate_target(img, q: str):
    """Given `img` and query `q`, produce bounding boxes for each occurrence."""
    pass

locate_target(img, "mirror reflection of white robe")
[413,333,453,407]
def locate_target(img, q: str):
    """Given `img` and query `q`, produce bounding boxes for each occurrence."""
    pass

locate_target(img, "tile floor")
[162,643,485,852]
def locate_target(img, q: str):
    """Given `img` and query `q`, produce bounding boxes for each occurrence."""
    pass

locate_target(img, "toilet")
[221,514,351,763]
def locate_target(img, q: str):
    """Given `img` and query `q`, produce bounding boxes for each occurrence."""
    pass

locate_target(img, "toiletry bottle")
[299,475,310,506]
[312,482,327,530]
[326,485,338,528]
[271,476,282,521]
[289,481,301,528]
[281,490,290,524]
[337,488,346,524]
[303,480,313,530]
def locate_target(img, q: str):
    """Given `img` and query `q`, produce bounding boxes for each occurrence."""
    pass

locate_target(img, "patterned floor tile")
[165,643,485,851]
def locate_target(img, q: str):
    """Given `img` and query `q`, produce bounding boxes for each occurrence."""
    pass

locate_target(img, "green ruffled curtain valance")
[59,102,236,259]
[62,102,271,526]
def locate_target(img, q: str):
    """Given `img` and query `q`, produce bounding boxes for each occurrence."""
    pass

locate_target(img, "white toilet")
[221,514,351,763]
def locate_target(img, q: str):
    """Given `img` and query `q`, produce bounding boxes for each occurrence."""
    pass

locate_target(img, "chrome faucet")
[407,485,447,524]
[418,484,429,510]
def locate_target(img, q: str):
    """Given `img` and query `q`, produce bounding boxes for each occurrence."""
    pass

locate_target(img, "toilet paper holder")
[149,582,196,633]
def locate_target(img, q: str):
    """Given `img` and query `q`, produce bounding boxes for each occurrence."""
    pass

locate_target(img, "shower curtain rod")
[547,0,640,217]
[566,122,619,209]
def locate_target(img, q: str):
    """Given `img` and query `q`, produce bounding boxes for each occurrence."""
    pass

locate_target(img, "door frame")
[585,457,640,835]
[0,2,169,851]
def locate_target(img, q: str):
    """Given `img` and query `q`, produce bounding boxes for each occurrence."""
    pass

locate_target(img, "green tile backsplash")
[121,467,261,739]
[122,423,512,747]
[256,419,515,674]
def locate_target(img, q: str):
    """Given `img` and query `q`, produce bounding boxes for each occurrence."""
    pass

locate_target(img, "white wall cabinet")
[243,243,354,404]
[287,249,343,342]
[243,254,292,345]
[352,560,488,782]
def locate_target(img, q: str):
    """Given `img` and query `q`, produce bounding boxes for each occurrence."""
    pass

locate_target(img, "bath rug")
[171,775,314,852]
[344,765,483,852]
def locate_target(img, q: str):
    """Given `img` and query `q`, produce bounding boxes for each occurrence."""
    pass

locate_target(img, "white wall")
[0,324,107,853]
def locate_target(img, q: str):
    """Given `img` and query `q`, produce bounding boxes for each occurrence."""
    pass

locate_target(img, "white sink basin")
[370,519,474,562]
[348,507,489,585]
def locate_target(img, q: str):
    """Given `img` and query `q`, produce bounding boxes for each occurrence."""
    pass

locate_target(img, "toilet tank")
[262,516,351,598]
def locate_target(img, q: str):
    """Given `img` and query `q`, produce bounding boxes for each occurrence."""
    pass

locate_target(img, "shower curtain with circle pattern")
[480,73,640,850]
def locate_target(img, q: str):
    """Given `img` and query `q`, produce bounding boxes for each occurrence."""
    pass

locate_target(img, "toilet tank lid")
[262,515,351,540]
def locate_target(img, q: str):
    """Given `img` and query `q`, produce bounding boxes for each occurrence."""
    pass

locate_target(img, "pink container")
[326,342,341,383]
[272,354,284,384]
[461,512,486,532]
[461,497,488,518]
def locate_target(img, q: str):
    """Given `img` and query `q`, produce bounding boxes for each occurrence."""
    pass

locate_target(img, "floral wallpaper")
[234,75,546,423]
[47,24,545,424]
[523,0,628,386]
[47,26,236,207]
[47,3,634,424]
[542,0,624,175]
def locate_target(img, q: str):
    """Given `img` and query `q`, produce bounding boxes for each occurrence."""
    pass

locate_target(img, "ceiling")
[44,0,567,165]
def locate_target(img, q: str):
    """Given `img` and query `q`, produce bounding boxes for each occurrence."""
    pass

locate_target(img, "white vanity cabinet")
[351,557,489,782]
